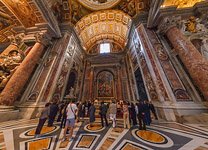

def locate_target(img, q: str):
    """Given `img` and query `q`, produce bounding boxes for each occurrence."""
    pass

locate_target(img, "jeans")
[35,118,47,135]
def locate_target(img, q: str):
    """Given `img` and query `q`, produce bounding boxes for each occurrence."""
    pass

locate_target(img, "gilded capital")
[35,32,51,46]
[8,33,25,47]
[157,16,180,34]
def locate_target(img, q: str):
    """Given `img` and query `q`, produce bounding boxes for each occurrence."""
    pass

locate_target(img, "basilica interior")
[0,0,208,150]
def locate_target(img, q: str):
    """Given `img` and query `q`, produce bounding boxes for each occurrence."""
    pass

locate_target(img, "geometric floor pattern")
[0,119,208,150]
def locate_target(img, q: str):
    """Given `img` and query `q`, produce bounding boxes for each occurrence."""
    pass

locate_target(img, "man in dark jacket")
[149,101,158,120]
[136,101,146,130]
[99,101,109,127]
[57,101,65,122]
[35,102,50,138]
[48,101,59,127]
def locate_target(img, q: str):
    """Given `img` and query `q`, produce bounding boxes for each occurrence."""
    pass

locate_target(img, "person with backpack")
[62,99,77,141]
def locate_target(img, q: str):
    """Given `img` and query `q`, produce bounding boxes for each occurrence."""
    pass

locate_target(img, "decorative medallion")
[19,125,59,138]
[84,123,105,132]
[77,0,121,11]
[131,129,174,148]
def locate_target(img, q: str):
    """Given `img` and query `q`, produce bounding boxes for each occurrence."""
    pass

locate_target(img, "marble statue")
[69,87,75,98]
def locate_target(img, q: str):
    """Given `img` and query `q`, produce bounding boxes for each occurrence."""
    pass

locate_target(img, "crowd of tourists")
[34,99,158,142]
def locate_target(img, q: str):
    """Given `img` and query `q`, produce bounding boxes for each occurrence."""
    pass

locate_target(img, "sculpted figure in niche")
[201,38,208,59]
[67,45,74,56]
[69,87,75,98]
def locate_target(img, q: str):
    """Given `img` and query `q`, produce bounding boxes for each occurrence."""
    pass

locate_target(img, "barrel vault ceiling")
[0,0,205,51]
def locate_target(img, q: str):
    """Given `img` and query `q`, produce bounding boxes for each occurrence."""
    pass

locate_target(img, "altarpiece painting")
[97,71,114,97]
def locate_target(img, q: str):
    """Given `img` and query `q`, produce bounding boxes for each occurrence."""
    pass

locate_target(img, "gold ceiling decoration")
[162,0,204,8]
[0,2,18,43]
[1,0,45,28]
[77,0,121,11]
[75,10,131,52]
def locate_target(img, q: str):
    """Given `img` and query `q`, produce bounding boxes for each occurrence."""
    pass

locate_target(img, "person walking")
[63,99,77,141]
[136,101,146,130]
[144,100,151,126]
[130,103,137,126]
[109,100,117,128]
[48,101,59,127]
[35,102,51,138]
[149,101,158,120]
[77,102,82,122]
[99,101,109,127]
[57,101,65,122]
[60,102,68,128]
[123,101,130,129]
[89,102,96,127]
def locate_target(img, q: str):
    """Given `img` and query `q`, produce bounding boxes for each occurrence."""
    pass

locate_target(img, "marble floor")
[0,118,208,150]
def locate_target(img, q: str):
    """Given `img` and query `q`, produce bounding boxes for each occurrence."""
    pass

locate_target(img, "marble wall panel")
[139,54,159,101]
[42,34,70,101]
[137,25,169,101]
[146,29,191,101]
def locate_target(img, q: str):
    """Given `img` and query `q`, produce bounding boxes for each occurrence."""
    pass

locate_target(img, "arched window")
[100,43,110,53]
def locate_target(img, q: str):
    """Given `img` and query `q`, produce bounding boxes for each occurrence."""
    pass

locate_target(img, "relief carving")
[0,50,25,91]
[154,44,169,61]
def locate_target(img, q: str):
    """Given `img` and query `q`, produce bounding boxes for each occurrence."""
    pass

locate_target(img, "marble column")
[117,65,122,101]
[89,67,94,101]
[0,33,51,106]
[158,18,208,100]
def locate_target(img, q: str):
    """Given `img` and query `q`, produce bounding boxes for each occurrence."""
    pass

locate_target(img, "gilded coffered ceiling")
[162,0,204,8]
[0,0,46,43]
[77,0,121,11]
[51,0,149,24]
[75,10,132,52]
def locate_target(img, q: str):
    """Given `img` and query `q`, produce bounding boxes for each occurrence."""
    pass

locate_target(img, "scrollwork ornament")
[158,16,181,34]
[35,33,51,46]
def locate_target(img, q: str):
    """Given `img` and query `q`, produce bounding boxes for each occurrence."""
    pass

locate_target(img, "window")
[100,43,110,53]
